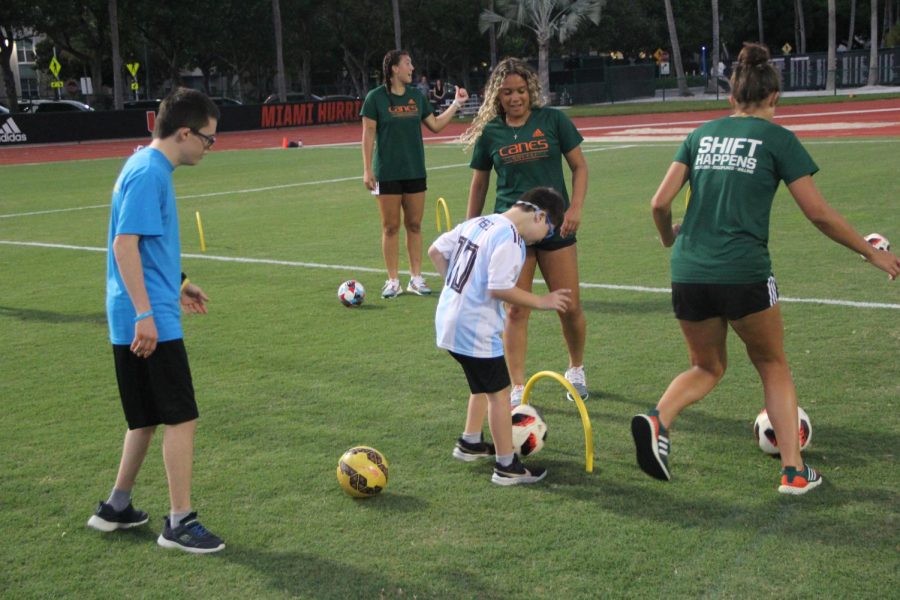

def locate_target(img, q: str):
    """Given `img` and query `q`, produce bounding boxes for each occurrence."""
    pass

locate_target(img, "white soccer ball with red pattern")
[337,280,366,307]
[511,404,548,456]
[864,233,891,252]
[753,407,812,455]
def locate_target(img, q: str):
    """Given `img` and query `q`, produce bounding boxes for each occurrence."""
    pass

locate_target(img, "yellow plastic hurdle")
[195,211,207,252]
[436,197,451,232]
[521,370,594,473]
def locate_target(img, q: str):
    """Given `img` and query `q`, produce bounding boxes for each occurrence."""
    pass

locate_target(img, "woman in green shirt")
[361,50,468,299]
[461,57,590,408]
[632,43,900,495]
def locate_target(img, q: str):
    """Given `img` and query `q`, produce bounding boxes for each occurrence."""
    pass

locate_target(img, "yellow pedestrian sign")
[49,57,62,78]
[126,63,140,78]
[782,43,792,55]
[130,82,139,90]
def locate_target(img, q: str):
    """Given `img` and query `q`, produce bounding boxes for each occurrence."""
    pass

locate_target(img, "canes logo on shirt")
[388,98,420,117]
[695,136,763,174]
[498,136,550,165]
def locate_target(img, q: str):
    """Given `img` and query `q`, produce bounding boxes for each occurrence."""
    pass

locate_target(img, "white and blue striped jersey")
[434,214,525,358]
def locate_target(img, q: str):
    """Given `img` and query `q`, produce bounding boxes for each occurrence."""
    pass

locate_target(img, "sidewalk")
[622,84,900,104]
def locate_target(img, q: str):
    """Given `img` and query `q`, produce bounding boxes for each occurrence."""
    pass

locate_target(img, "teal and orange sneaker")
[778,464,823,495]
[631,410,671,481]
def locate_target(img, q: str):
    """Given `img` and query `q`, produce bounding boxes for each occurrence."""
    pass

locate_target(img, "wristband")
[180,277,191,293]
[452,99,462,110]
[134,310,154,323]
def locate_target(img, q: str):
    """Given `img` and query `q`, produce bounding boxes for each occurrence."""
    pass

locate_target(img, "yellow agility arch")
[436,197,451,232]
[521,370,594,473]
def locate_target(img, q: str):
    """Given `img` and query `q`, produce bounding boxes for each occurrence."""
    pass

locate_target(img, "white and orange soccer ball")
[753,407,812,455]
[511,404,548,457]
[864,232,891,252]
[337,280,366,307]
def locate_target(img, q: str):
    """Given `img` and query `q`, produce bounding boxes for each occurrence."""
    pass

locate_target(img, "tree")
[757,0,765,43]
[795,0,807,54]
[664,0,691,96]
[108,0,123,109]
[847,0,856,49]
[0,1,38,110]
[272,0,286,102]
[479,0,604,104]
[392,0,401,49]
[826,0,836,91]
[867,0,878,85]
[707,0,720,93]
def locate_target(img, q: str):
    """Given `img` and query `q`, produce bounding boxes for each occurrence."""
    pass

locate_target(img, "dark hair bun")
[738,43,771,67]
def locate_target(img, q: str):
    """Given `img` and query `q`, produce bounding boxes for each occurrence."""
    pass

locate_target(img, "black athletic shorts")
[532,235,576,252]
[377,178,427,195]
[112,339,199,429]
[448,351,511,394]
[672,276,779,322]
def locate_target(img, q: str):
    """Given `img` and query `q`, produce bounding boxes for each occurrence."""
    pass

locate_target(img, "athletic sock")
[106,488,131,512]
[170,510,191,527]
[462,432,482,444]
[648,408,668,435]
[496,453,514,467]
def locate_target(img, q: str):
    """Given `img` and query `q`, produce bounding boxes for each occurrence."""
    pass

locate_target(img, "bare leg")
[656,317,729,428]
[162,419,196,513]
[504,251,538,387]
[536,244,586,368]
[485,388,514,456]
[463,393,488,434]
[401,191,426,277]
[730,305,802,470]
[113,426,156,491]
[377,194,403,280]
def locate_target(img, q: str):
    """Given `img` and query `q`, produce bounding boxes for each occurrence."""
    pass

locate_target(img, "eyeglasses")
[190,128,216,149]
[516,200,555,240]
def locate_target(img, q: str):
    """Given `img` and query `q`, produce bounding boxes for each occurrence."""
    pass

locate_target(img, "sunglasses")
[516,200,556,240]
[190,128,216,148]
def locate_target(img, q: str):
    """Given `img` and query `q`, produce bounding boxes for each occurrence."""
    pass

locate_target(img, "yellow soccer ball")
[336,446,389,498]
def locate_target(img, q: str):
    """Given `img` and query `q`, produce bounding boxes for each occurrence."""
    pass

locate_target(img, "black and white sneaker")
[631,413,671,481]
[86,501,149,532]
[157,512,225,554]
[452,437,496,462]
[491,455,547,486]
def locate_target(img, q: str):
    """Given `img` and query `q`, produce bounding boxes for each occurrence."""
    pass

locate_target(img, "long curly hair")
[460,57,544,150]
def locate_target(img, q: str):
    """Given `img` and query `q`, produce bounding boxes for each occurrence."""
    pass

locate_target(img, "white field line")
[2,240,898,310]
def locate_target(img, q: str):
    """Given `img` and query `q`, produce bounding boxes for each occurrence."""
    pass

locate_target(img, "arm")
[651,162,690,247]
[180,281,209,314]
[361,117,377,191]
[112,234,158,356]
[490,286,572,312]
[428,244,450,279]
[422,87,469,133]
[561,146,588,238]
[788,175,900,280]
[467,169,491,219]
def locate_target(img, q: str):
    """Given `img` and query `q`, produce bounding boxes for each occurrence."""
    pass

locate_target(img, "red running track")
[1,98,898,166]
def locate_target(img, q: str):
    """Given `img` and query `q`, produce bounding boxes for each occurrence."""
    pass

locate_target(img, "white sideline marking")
[2,240,898,310]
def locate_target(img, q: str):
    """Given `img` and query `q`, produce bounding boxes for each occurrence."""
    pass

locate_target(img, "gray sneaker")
[157,512,225,554]
[406,276,432,295]
[381,279,402,299]
[564,366,589,402]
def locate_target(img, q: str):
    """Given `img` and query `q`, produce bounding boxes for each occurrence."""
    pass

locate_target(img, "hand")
[454,87,469,105]
[130,317,158,358]
[560,206,582,238]
[363,170,376,192]
[672,222,681,237]
[539,288,572,312]
[867,248,900,281]
[181,282,209,314]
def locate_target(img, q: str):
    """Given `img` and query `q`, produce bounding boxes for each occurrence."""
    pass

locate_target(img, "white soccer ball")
[864,232,891,252]
[753,407,812,455]
[511,404,548,457]
[337,280,366,307]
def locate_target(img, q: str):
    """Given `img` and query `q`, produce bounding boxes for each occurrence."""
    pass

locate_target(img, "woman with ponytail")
[632,43,900,495]
[361,50,469,299]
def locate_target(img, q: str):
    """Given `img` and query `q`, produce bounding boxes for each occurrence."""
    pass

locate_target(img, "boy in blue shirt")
[87,88,224,553]
[429,187,571,485]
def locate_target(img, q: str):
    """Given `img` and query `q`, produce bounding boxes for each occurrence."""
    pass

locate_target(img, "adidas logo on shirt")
[0,118,27,143]
[532,128,544,137]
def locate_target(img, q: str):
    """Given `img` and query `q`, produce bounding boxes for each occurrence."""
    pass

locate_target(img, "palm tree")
[847,0,856,49]
[867,0,878,86]
[664,0,691,96]
[707,0,720,93]
[757,0,765,43]
[272,0,286,103]
[480,0,604,104]
[392,0,401,49]
[795,0,807,54]
[826,0,836,91]
[108,0,123,109]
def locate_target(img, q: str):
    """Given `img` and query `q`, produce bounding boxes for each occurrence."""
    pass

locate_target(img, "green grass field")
[1,135,898,598]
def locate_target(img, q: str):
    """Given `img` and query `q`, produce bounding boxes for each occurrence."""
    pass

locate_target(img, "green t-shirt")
[361,85,433,182]
[671,116,819,284]
[470,107,583,218]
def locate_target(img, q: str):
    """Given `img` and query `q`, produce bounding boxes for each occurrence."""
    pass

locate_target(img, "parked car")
[24,99,94,113]
[123,99,162,110]
[320,94,360,102]
[210,96,242,106]
[263,92,323,104]
[0,104,9,114]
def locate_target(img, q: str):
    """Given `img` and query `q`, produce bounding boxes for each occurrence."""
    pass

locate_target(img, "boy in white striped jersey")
[429,187,571,485]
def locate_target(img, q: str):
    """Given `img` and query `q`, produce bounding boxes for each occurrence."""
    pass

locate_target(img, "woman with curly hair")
[362,49,469,299]
[461,57,590,406]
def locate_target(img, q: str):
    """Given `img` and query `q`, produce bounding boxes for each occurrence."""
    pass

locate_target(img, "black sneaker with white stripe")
[86,501,149,532]
[631,413,671,481]
[491,455,547,486]
[157,512,225,554]
[452,437,496,462]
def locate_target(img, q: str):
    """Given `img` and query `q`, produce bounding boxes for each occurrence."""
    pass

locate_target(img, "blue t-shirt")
[106,147,183,344]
